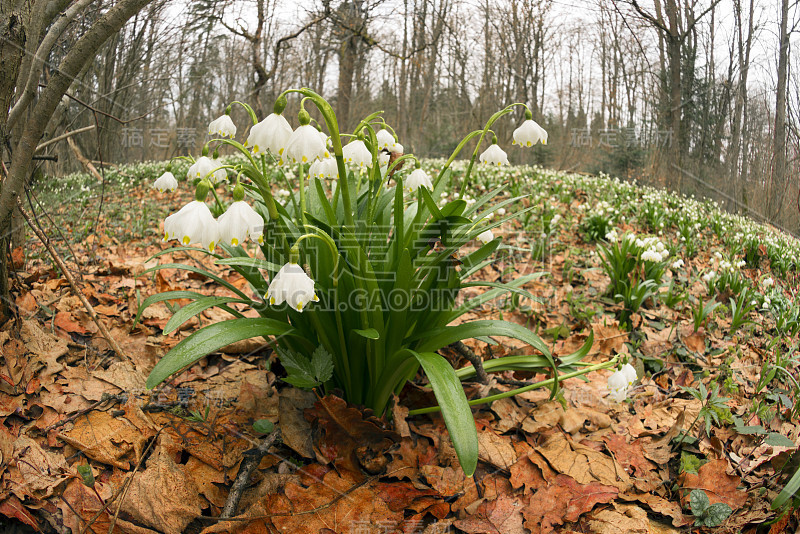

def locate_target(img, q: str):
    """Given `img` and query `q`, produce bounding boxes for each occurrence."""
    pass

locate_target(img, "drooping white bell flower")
[378,151,390,167]
[376,129,397,151]
[607,370,628,402]
[479,143,510,166]
[310,157,339,180]
[246,113,293,156]
[163,201,219,251]
[187,156,227,183]
[218,201,264,246]
[621,363,638,386]
[267,262,319,312]
[477,229,494,244]
[512,119,547,147]
[153,171,178,192]
[208,114,237,138]
[405,168,432,192]
[393,142,404,154]
[317,130,331,158]
[283,124,327,164]
[343,139,373,169]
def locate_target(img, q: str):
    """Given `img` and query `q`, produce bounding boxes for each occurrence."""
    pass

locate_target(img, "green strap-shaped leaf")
[163,296,248,334]
[146,318,296,388]
[143,263,250,300]
[412,320,551,360]
[133,290,206,327]
[412,350,478,476]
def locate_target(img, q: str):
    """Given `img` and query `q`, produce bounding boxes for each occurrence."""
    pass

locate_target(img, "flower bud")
[274,95,288,115]
[298,109,311,126]
[195,181,210,202]
[233,183,245,202]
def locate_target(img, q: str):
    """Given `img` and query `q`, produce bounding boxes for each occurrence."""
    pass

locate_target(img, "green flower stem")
[407,356,618,416]
[229,101,258,125]
[298,163,307,226]
[280,88,355,229]
[459,103,527,197]
[209,185,225,213]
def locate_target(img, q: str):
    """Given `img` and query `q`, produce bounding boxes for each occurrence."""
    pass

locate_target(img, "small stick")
[220,427,282,518]
[16,198,130,362]
[450,341,490,384]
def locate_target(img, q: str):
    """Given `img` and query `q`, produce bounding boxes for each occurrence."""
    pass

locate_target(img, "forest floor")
[1,162,800,533]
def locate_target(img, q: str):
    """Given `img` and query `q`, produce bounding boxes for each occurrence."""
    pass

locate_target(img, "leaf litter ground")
[2,167,799,533]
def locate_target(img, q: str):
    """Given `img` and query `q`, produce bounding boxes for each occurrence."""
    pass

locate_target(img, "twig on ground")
[220,427,282,518]
[17,198,131,362]
[450,341,490,384]
[44,393,127,432]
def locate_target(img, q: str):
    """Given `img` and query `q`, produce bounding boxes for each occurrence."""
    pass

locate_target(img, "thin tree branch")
[35,125,96,153]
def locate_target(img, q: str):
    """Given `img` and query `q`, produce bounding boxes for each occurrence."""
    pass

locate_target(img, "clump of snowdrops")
[140,89,618,474]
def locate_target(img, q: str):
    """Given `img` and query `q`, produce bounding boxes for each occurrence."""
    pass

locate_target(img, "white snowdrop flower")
[621,363,638,386]
[453,193,460,199]
[317,157,340,179]
[512,119,547,147]
[187,156,226,183]
[672,259,684,269]
[405,168,433,192]
[439,199,447,207]
[552,214,561,224]
[605,229,618,243]
[440,192,449,199]
[763,277,774,288]
[276,189,290,198]
[308,159,326,179]
[762,298,771,310]
[246,113,293,156]
[660,250,670,261]
[317,130,331,156]
[714,251,722,259]
[736,260,746,268]
[607,371,628,403]
[153,171,178,193]
[702,270,716,282]
[477,229,494,244]
[283,124,327,164]
[479,143,510,166]
[378,151,390,167]
[497,207,506,216]
[750,300,758,306]
[208,114,237,138]
[376,129,397,150]
[163,201,219,251]
[641,249,662,263]
[393,142,404,154]
[343,139,373,169]
[217,201,263,246]
[267,262,319,312]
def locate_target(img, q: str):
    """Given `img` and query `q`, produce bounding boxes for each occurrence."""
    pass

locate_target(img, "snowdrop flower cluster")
[702,270,716,283]
[477,229,494,244]
[164,200,219,252]
[671,259,684,270]
[607,363,638,403]
[405,167,433,192]
[605,229,618,243]
[267,262,319,312]
[208,113,237,138]
[153,171,178,192]
[763,277,774,288]
[479,138,510,166]
[512,113,547,147]
[187,156,227,184]
[245,113,292,156]
[635,236,669,263]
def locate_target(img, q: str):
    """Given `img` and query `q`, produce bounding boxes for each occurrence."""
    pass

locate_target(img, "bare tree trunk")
[772,0,789,221]
[0,0,156,321]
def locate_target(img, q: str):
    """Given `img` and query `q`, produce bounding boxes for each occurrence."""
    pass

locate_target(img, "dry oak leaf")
[116,440,204,534]
[587,502,682,534]
[54,311,89,335]
[521,474,618,534]
[678,458,748,511]
[305,394,399,473]
[682,326,706,354]
[421,464,467,496]
[509,454,549,494]
[268,469,403,533]
[476,423,517,469]
[278,388,316,459]
[60,409,152,469]
[454,493,527,534]
[536,430,632,492]
[602,433,659,491]
[0,495,39,531]
[9,435,70,501]
[58,478,157,534]
[621,492,691,527]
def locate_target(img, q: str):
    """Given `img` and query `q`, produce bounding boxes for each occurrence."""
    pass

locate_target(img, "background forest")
[30,0,800,236]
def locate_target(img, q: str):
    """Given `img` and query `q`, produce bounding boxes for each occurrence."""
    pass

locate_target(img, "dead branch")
[16,198,131,362]
[35,125,96,153]
[220,427,282,518]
